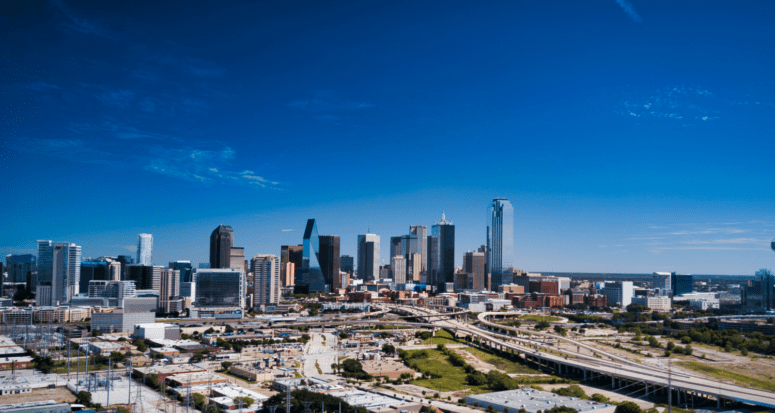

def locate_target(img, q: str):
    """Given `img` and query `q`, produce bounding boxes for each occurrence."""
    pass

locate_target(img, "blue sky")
[2,0,774,274]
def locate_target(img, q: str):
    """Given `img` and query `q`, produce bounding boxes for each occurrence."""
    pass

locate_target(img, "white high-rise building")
[137,234,153,266]
[357,234,380,282]
[600,281,634,307]
[391,256,406,284]
[252,254,281,308]
[36,241,81,305]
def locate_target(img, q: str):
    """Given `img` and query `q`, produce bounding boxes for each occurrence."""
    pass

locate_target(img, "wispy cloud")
[658,246,768,251]
[281,229,295,232]
[681,238,767,245]
[614,0,642,23]
[287,90,373,125]
[50,0,115,39]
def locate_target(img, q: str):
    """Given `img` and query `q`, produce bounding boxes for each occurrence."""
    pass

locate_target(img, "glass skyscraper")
[428,213,455,292]
[194,268,245,308]
[487,198,514,291]
[296,219,327,293]
[210,225,234,268]
[319,235,340,290]
[137,233,153,266]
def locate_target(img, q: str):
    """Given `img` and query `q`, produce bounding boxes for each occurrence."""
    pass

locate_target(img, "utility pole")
[107,358,112,408]
[67,339,71,376]
[668,359,672,413]
[128,358,132,405]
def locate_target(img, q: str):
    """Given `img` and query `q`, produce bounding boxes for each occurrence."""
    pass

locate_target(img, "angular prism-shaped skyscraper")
[295,219,327,293]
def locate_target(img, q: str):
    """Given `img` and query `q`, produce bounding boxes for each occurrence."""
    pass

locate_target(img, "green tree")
[535,320,550,330]
[134,340,147,352]
[221,361,234,370]
[614,401,643,413]
[75,391,92,406]
[382,344,396,355]
[234,397,255,406]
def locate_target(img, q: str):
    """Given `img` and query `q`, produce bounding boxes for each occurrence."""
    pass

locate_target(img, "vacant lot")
[2,387,75,404]
[456,347,541,375]
[677,361,775,393]
[404,348,488,393]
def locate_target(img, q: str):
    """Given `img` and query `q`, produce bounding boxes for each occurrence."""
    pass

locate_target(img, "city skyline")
[2,1,775,275]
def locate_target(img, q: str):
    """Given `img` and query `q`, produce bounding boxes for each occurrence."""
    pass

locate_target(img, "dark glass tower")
[487,198,514,291]
[170,261,194,282]
[428,213,455,292]
[340,255,354,275]
[671,273,693,296]
[80,261,109,293]
[6,254,36,291]
[319,235,340,290]
[295,219,327,293]
[210,225,234,269]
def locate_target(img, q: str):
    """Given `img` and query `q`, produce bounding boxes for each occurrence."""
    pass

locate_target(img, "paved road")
[302,332,339,378]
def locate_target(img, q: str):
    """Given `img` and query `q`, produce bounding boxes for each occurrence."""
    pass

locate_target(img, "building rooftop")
[0,400,69,412]
[328,389,415,412]
[133,364,205,376]
[466,388,615,413]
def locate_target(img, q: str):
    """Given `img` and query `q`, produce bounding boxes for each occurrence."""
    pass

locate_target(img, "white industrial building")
[133,323,180,340]
[632,295,672,312]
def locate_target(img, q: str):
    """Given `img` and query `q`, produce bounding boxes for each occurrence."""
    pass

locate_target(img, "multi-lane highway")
[267,303,775,410]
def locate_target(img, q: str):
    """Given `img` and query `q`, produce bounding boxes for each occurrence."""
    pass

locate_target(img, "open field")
[677,361,775,393]
[455,347,542,375]
[404,348,489,393]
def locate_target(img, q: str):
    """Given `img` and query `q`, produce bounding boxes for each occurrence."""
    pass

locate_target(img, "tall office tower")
[410,225,427,272]
[126,265,162,291]
[428,213,455,291]
[170,261,193,282]
[319,235,341,290]
[36,240,52,293]
[340,255,354,276]
[409,253,421,282]
[194,268,245,308]
[210,225,234,268]
[600,281,634,307]
[6,254,36,291]
[487,198,514,292]
[283,262,295,287]
[652,272,672,294]
[252,254,280,308]
[230,247,245,270]
[756,269,774,311]
[391,256,406,284]
[463,250,486,290]
[80,260,110,293]
[137,233,153,266]
[357,234,380,282]
[37,241,81,305]
[116,255,133,279]
[296,219,327,293]
[390,237,403,260]
[280,245,303,286]
[671,272,693,296]
[159,268,180,313]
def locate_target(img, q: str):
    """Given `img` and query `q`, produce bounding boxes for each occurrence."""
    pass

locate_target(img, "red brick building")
[529,281,559,295]
[584,294,607,307]
[347,292,373,302]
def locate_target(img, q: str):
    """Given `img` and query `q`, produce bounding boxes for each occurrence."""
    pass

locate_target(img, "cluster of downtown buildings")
[2,197,774,332]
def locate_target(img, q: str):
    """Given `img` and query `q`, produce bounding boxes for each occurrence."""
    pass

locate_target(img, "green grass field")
[505,314,563,323]
[405,348,489,393]
[677,361,775,392]
[421,329,466,345]
[457,347,542,375]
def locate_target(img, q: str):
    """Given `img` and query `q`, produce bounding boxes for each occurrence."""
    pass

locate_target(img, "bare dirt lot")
[1,387,76,404]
